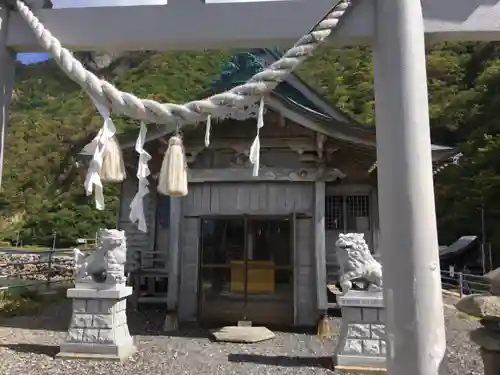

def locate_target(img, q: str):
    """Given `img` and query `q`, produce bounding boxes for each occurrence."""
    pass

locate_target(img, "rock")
[485,268,500,283]
[455,295,500,320]
[470,328,500,351]
[0,253,74,281]
[480,348,500,375]
[481,320,500,332]
[492,285,500,297]
[210,326,275,343]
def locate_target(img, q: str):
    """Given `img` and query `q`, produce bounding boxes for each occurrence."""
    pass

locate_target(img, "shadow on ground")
[0,300,212,339]
[228,353,333,369]
[0,343,59,357]
[0,299,323,340]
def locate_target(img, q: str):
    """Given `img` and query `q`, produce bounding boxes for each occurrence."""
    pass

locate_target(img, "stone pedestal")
[455,267,500,375]
[334,290,387,372]
[57,284,136,361]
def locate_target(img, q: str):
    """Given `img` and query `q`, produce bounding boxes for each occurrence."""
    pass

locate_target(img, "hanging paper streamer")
[83,97,119,210]
[129,122,151,233]
[205,115,211,147]
[249,97,265,176]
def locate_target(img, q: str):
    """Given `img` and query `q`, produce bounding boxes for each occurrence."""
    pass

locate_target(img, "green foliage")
[1,50,231,247]
[3,45,500,259]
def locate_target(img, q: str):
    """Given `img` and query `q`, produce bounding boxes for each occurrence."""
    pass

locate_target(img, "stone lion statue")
[335,233,383,294]
[74,229,127,286]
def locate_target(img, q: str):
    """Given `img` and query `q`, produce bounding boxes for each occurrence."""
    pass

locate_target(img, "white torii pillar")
[1,0,483,373]
[373,0,447,374]
[0,5,16,189]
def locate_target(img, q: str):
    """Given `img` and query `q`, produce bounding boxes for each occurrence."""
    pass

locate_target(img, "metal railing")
[0,246,493,299]
[0,247,95,294]
[441,266,490,297]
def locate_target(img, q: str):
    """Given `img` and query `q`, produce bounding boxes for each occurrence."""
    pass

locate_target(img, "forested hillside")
[4,43,500,251]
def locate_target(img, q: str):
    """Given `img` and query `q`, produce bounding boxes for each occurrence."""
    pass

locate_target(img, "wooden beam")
[266,98,377,148]
[166,196,181,312]
[183,137,342,156]
[184,137,316,151]
[7,0,500,52]
[314,181,328,311]
[151,167,346,182]
[188,167,345,182]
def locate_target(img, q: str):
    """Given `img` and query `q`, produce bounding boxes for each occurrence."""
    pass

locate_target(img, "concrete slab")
[211,326,275,343]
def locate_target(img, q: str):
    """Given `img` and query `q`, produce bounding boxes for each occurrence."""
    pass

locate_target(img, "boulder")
[455,295,500,320]
[211,326,275,343]
[481,320,500,332]
[485,268,500,296]
[470,328,500,351]
[481,348,500,375]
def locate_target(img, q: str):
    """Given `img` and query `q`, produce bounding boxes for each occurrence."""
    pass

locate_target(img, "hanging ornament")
[85,96,126,183]
[157,126,188,197]
[249,97,265,177]
[129,122,151,232]
[100,135,126,183]
[205,115,211,147]
[83,96,125,209]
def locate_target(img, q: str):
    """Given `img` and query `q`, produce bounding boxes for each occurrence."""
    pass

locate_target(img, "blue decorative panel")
[211,48,326,114]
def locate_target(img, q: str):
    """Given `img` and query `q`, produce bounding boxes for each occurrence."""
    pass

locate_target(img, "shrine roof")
[112,48,454,160]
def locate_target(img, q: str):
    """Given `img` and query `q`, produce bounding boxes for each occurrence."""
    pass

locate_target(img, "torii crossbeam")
[6,0,500,51]
[0,1,496,374]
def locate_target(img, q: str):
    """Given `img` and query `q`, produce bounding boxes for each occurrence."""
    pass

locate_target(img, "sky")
[17,0,168,64]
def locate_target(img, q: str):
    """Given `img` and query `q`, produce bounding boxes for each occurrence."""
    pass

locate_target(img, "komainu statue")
[74,229,127,286]
[335,233,383,294]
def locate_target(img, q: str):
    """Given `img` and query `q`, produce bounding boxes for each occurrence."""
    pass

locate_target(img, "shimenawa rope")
[13,0,353,127]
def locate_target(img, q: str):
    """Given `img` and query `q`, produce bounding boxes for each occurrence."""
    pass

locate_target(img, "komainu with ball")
[335,233,383,294]
[73,228,127,286]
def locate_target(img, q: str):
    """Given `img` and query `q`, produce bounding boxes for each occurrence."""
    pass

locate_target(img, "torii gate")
[0,0,498,374]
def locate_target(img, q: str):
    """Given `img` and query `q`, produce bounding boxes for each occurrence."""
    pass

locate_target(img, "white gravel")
[0,295,483,375]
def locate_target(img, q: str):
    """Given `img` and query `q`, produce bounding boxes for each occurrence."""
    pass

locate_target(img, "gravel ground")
[0,295,483,375]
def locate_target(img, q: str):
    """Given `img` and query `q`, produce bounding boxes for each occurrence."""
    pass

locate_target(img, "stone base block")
[59,285,135,362]
[335,290,387,370]
[335,364,387,374]
[57,341,136,362]
[211,326,275,343]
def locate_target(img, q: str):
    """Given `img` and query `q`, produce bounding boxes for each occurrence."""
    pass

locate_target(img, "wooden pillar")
[0,6,16,189]
[314,181,327,311]
[167,196,181,311]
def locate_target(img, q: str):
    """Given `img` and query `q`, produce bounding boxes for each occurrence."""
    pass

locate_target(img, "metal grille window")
[325,195,371,231]
[325,195,344,230]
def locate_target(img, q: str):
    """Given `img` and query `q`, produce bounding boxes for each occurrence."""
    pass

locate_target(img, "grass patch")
[456,311,480,321]
[3,245,53,252]
[0,287,66,318]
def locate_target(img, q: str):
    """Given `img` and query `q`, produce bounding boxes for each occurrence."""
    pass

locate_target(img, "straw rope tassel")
[249,97,265,177]
[100,134,126,183]
[90,95,126,184]
[84,96,125,209]
[157,129,188,197]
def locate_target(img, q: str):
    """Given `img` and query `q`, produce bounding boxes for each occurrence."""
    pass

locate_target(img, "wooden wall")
[183,181,314,216]
[178,181,317,326]
[118,113,380,326]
